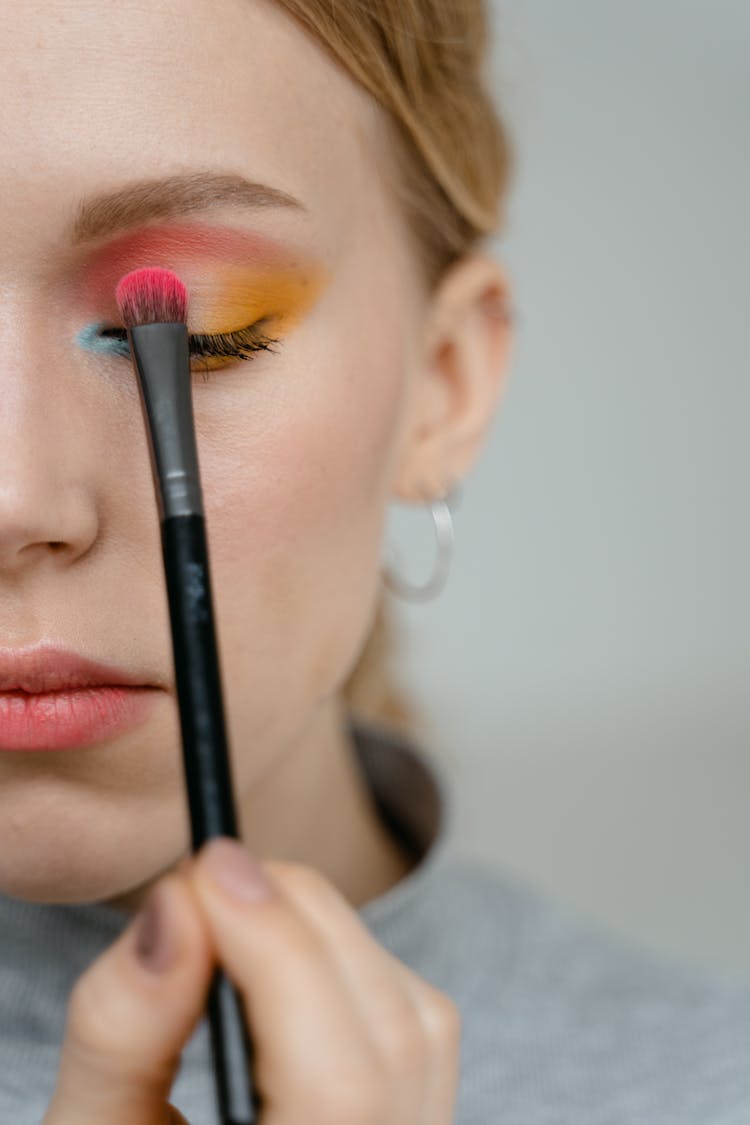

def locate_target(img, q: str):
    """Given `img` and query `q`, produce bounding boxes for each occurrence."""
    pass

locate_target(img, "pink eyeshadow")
[75,222,310,315]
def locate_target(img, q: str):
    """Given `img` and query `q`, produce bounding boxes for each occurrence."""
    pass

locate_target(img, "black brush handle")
[161,513,262,1124]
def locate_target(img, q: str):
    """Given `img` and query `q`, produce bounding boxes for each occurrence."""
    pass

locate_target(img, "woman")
[1,1,748,1123]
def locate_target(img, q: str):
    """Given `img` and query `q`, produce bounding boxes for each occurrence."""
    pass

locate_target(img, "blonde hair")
[275,0,515,742]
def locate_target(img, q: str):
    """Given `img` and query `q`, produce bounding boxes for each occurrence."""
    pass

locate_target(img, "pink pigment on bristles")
[115,267,189,328]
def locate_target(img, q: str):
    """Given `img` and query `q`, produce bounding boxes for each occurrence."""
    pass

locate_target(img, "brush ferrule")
[128,322,204,520]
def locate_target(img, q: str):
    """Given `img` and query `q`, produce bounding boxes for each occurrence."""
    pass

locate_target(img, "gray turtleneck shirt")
[2,718,750,1123]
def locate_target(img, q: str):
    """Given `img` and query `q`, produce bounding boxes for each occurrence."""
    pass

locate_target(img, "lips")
[0,642,164,752]
[0,641,157,694]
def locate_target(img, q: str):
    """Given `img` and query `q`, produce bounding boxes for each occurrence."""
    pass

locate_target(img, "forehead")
[0,0,388,261]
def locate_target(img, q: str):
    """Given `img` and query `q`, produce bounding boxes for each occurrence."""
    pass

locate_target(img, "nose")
[0,471,98,577]
[0,310,99,579]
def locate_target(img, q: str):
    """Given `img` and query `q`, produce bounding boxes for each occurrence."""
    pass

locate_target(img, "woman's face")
[0,0,433,902]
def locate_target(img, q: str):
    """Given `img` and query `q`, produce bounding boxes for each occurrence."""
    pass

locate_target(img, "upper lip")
[0,643,158,694]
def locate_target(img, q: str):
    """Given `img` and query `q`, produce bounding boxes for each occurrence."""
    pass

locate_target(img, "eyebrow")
[71,171,308,244]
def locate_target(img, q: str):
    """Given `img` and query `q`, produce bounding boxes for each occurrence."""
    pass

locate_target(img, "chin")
[0,869,116,906]
[0,837,178,911]
[0,783,188,905]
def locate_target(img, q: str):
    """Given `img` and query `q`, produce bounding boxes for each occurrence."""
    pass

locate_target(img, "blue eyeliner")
[75,322,131,357]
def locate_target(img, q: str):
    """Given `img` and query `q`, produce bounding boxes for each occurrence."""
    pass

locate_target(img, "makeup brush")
[115,266,261,1125]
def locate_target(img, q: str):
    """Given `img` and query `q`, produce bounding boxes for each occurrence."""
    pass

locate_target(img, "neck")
[104,698,413,916]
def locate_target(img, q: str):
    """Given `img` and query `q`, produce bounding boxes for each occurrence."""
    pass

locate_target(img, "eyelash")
[99,319,282,381]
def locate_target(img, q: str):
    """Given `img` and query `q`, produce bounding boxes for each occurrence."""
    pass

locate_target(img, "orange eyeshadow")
[186,264,328,334]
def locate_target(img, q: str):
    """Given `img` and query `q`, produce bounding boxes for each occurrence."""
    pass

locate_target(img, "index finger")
[187,840,384,1111]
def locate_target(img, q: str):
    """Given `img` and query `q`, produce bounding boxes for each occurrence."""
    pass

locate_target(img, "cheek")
[192,326,408,702]
[204,381,399,555]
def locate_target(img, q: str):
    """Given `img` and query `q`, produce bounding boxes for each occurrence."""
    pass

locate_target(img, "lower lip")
[0,686,161,752]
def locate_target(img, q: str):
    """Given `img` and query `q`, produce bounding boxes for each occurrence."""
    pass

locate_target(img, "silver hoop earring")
[383,481,462,603]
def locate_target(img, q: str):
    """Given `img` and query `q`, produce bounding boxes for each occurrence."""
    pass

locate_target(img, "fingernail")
[134,884,178,974]
[203,837,272,902]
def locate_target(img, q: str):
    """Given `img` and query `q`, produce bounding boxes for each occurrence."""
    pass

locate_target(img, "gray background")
[384,0,750,976]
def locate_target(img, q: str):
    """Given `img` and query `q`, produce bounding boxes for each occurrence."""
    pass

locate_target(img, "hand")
[42,837,461,1124]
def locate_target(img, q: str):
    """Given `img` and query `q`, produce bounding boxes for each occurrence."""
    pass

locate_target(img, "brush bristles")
[115,267,188,328]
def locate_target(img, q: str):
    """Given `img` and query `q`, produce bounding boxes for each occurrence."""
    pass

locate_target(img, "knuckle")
[379,1010,430,1074]
[66,967,123,1057]
[422,990,462,1047]
[63,968,180,1091]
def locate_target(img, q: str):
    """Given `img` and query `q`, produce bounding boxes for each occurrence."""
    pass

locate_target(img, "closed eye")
[95,318,282,379]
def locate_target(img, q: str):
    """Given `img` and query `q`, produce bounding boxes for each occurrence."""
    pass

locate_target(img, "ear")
[391,252,515,502]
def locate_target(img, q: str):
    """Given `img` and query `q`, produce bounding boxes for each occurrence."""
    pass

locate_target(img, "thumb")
[43,872,215,1125]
